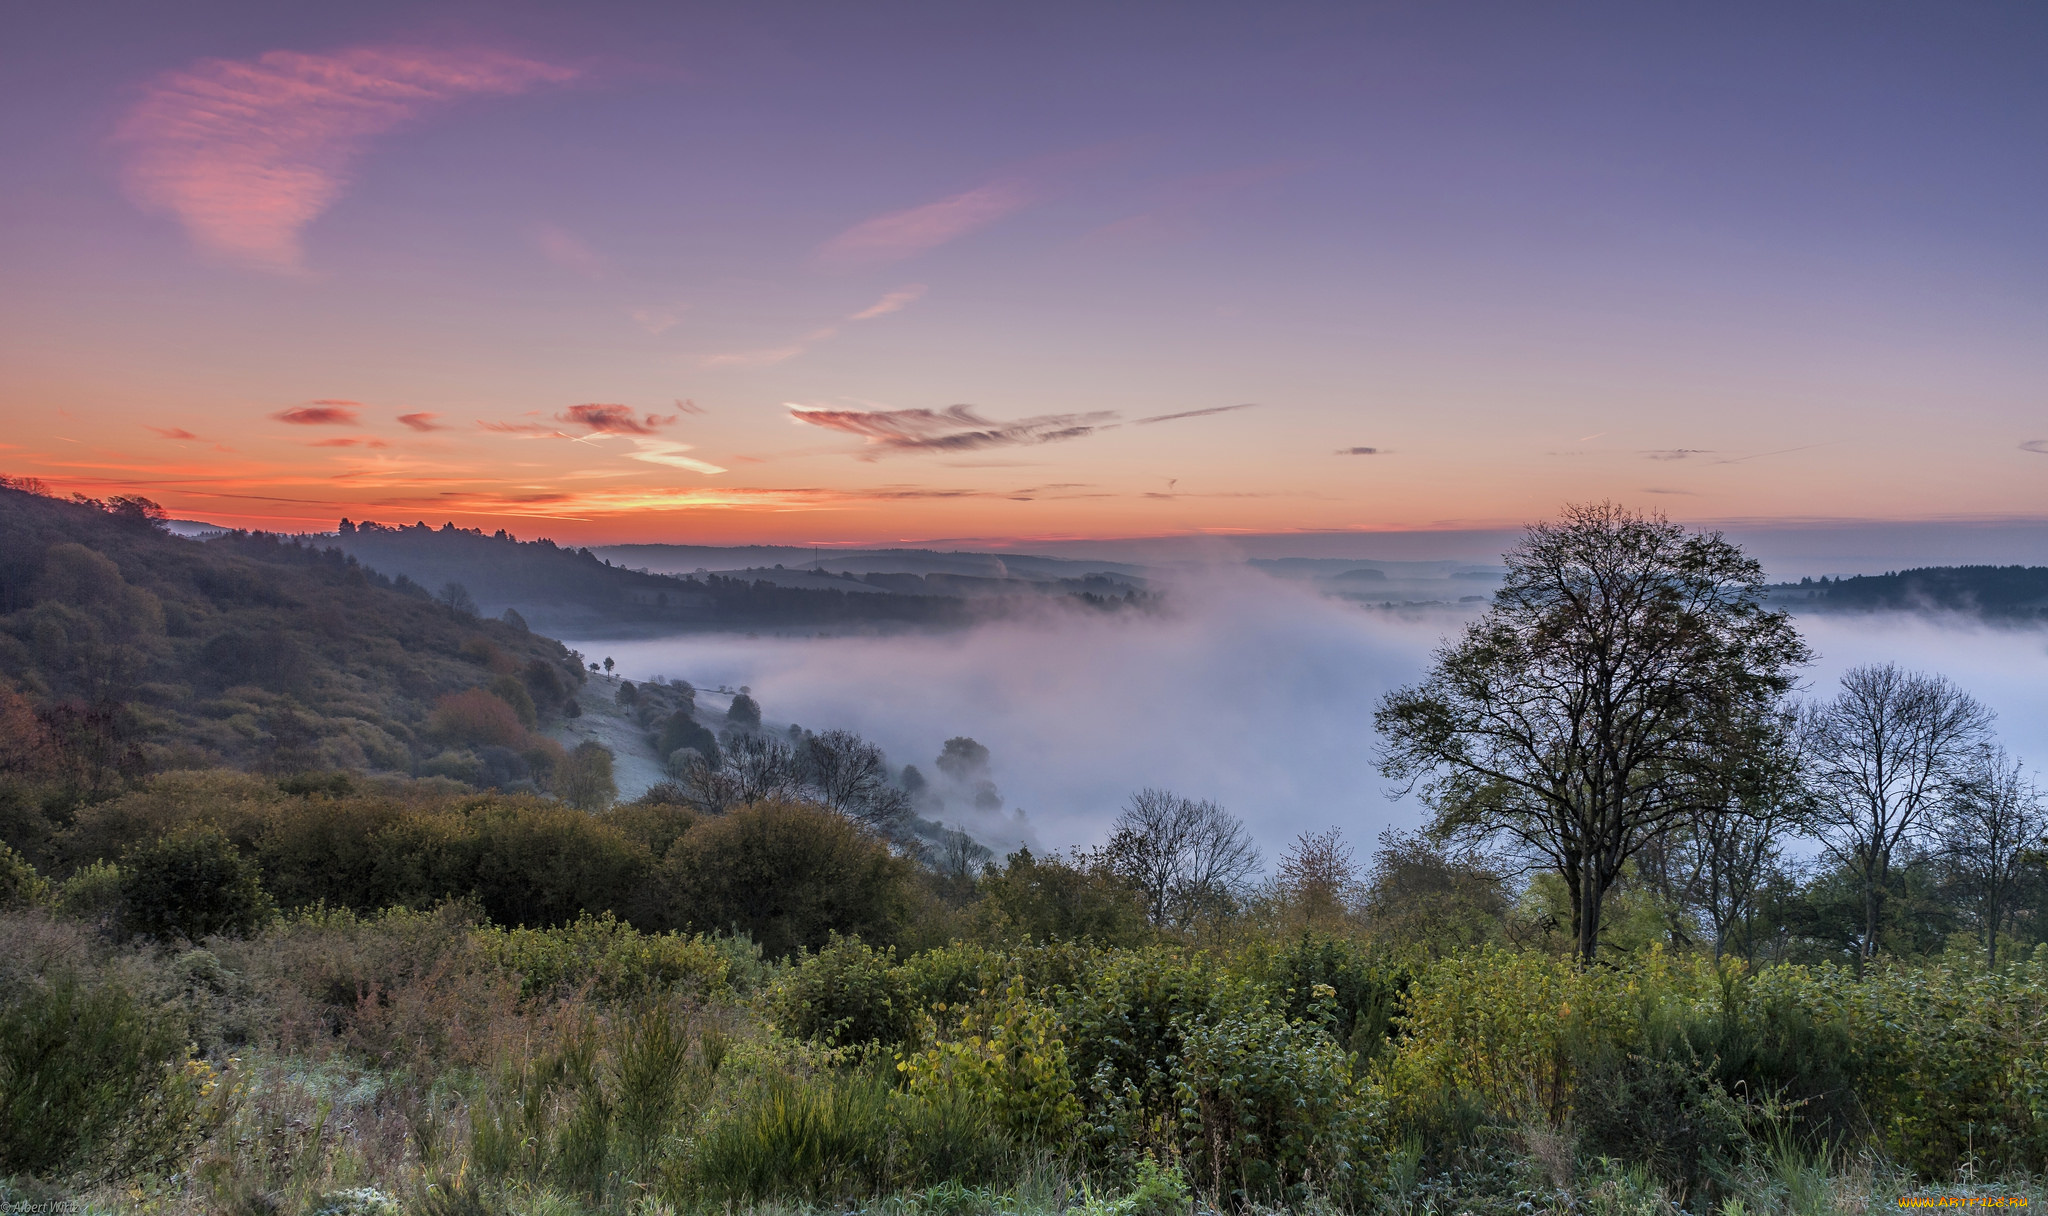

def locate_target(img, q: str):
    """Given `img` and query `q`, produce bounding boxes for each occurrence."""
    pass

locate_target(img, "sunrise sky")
[4,1,2044,546]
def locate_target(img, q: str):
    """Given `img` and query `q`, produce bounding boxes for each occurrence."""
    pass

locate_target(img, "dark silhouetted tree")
[1376,503,1808,964]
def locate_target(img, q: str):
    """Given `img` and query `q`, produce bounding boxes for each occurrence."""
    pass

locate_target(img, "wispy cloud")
[1336,446,1381,456]
[818,181,1032,267]
[850,284,928,320]
[632,307,686,335]
[116,44,575,271]
[625,439,726,475]
[557,404,679,434]
[396,412,444,431]
[478,420,573,438]
[274,401,360,425]
[1644,448,1710,461]
[1134,403,1256,425]
[702,285,925,367]
[790,403,1113,459]
[532,223,605,276]
[2021,439,2048,455]
[703,337,827,369]
[309,436,389,448]
[146,426,203,441]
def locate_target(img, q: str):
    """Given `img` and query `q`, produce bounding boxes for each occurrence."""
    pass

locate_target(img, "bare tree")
[801,729,913,833]
[1102,788,1261,929]
[1376,503,1809,964]
[1275,827,1359,929]
[1805,663,1994,964]
[1938,748,2044,967]
[681,731,804,812]
[1638,709,1810,961]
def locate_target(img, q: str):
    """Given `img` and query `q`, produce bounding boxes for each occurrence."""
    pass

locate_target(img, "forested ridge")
[1775,565,2048,619]
[327,521,1103,633]
[0,484,589,833]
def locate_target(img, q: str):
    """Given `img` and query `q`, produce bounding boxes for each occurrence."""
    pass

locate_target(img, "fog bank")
[570,578,2048,863]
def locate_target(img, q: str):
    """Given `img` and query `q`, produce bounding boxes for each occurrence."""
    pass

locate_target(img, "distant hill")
[0,485,587,793]
[1770,566,2048,620]
[326,522,1148,636]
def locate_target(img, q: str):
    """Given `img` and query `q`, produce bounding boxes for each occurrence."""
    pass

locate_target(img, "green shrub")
[662,800,917,957]
[1266,931,1409,1061]
[1570,1005,1748,1200]
[1174,1004,1367,1206]
[477,912,729,1001]
[0,842,49,908]
[772,935,915,1048]
[122,824,275,941]
[552,742,616,812]
[899,978,1081,1146]
[55,859,126,926]
[678,1069,894,1203]
[366,801,652,928]
[1059,946,1256,1162]
[469,1003,720,1204]
[0,971,206,1181]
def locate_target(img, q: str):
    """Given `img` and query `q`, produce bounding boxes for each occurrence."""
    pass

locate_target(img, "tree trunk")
[1577,871,1603,966]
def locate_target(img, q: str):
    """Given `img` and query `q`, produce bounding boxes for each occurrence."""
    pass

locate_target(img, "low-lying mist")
[568,573,2048,865]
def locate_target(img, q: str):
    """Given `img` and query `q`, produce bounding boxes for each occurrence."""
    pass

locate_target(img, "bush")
[0,971,206,1181]
[0,842,48,908]
[899,978,1081,1146]
[366,801,651,929]
[55,859,125,926]
[772,934,915,1047]
[243,903,520,1072]
[478,912,730,1001]
[663,801,916,957]
[426,688,531,750]
[1174,1004,1367,1206]
[1060,946,1255,1162]
[1571,1006,1748,1200]
[1266,931,1408,1061]
[680,1069,893,1203]
[122,824,275,941]
[553,742,616,811]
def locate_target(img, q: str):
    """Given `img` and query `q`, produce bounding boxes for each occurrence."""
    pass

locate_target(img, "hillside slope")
[0,485,588,788]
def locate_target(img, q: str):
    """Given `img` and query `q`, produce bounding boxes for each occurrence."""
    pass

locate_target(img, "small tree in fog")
[1805,663,1994,964]
[683,732,803,812]
[1103,788,1261,929]
[726,692,762,731]
[1937,747,2044,966]
[801,729,912,833]
[1376,503,1808,965]
[438,582,477,616]
[553,742,617,811]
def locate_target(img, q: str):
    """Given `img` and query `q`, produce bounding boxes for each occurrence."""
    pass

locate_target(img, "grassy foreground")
[3,884,2046,1216]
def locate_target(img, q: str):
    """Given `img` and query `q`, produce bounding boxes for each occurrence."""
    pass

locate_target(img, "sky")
[3,1,2045,547]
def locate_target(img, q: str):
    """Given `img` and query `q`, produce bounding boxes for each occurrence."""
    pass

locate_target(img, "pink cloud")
[532,223,605,276]
[146,426,203,441]
[396,412,444,431]
[849,283,927,320]
[818,181,1032,267]
[274,401,360,425]
[558,403,678,434]
[117,44,576,271]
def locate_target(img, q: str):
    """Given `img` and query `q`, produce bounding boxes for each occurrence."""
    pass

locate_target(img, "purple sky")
[3,1,2044,544]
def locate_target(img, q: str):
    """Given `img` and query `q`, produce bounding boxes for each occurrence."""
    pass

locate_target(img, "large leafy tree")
[1376,503,1809,964]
